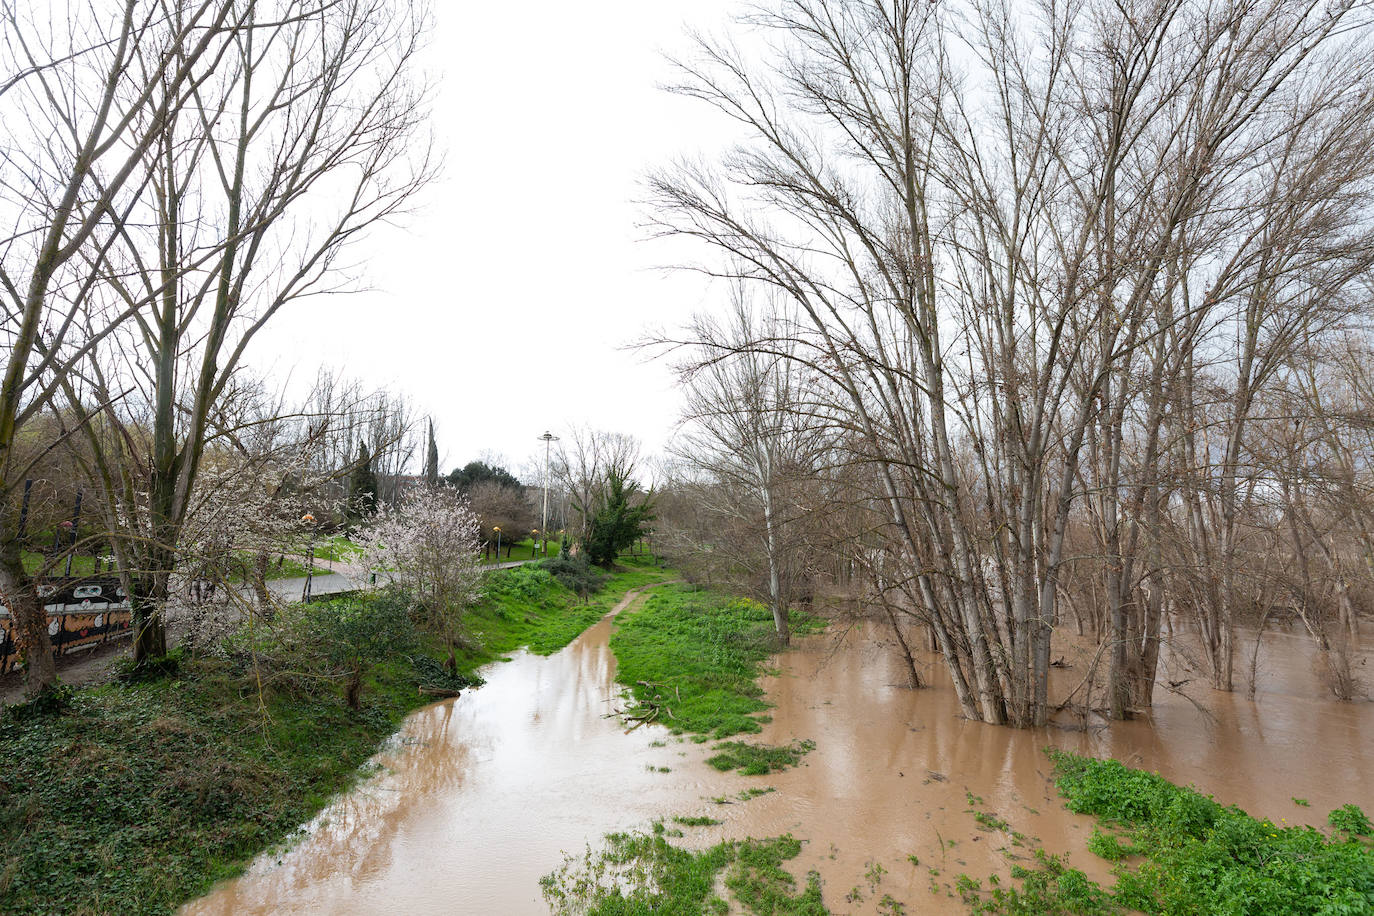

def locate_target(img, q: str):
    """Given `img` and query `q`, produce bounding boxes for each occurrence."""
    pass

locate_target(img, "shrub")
[541,553,608,598]
[1330,804,1374,838]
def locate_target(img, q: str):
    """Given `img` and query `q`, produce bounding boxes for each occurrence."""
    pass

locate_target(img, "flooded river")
[184,591,1374,915]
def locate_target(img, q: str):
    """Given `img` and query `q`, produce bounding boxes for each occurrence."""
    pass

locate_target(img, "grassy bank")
[465,556,668,663]
[960,751,1374,915]
[609,584,824,740]
[0,559,665,916]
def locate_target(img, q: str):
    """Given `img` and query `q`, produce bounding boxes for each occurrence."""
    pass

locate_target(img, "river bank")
[9,570,1371,915]
[0,560,668,916]
[183,594,1374,916]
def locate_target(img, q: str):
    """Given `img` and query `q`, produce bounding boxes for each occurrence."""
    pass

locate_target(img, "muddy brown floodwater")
[184,590,1374,916]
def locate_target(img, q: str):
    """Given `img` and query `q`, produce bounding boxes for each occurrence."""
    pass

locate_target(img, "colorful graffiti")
[0,577,133,675]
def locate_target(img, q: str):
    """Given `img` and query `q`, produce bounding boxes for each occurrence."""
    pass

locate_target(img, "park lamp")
[301,514,318,602]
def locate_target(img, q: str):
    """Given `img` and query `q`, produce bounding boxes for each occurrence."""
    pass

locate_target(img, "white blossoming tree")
[354,486,484,668]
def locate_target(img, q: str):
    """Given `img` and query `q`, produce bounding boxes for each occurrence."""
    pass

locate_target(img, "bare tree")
[60,0,436,665]
[553,426,642,547]
[650,0,1374,725]
[667,294,832,644]
[0,0,245,696]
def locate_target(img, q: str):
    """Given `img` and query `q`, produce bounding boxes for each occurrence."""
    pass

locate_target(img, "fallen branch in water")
[602,680,679,732]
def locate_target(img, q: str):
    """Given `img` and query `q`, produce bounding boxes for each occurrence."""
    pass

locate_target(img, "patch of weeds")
[673,815,723,827]
[967,751,1374,916]
[970,850,1114,915]
[1293,797,1311,807]
[706,738,815,775]
[877,892,907,914]
[728,835,828,915]
[710,786,777,805]
[542,829,828,915]
[973,811,1011,832]
[113,647,184,683]
[540,553,610,598]
[1084,829,1134,861]
[1329,803,1373,838]
[2,681,75,721]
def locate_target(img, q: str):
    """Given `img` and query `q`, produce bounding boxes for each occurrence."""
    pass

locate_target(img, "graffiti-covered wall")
[0,577,133,675]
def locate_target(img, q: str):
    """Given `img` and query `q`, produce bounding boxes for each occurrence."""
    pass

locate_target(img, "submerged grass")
[965,750,1374,916]
[541,828,827,916]
[609,584,824,740]
[707,738,816,775]
[0,559,666,916]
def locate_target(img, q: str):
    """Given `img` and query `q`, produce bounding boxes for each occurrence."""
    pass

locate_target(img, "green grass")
[0,558,669,916]
[541,828,827,916]
[706,739,816,775]
[461,557,670,665]
[966,751,1374,915]
[608,584,824,739]
[20,550,100,577]
[480,538,567,565]
[0,639,436,915]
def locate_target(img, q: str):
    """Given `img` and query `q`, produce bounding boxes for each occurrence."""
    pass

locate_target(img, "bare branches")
[649,0,1374,725]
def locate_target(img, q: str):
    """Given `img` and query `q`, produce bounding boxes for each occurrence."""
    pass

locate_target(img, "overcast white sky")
[251,0,747,478]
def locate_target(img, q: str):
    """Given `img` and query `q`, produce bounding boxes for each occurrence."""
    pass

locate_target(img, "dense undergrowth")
[0,559,665,916]
[962,750,1374,915]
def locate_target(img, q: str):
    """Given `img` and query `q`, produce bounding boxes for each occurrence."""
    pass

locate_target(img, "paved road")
[267,558,538,602]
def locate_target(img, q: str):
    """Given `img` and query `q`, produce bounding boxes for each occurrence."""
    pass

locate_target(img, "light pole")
[539,431,559,556]
[301,513,317,601]
[493,526,502,562]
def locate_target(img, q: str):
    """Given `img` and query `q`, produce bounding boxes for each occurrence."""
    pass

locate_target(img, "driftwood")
[418,685,462,699]
[604,680,679,732]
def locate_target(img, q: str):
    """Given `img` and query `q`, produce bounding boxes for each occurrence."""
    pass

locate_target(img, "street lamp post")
[539,431,559,556]
[301,513,317,602]
[493,526,501,562]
